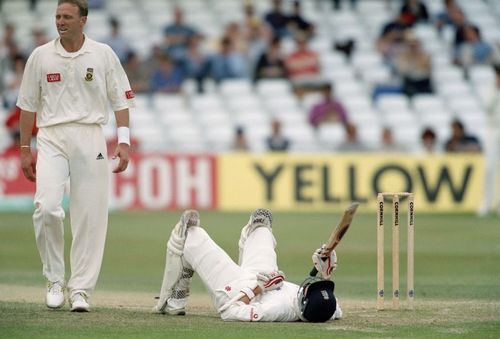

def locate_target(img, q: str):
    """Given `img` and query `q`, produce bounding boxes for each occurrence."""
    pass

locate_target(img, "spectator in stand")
[394,32,433,97]
[242,3,271,41]
[124,51,150,94]
[209,37,249,83]
[0,23,18,82]
[2,54,26,109]
[378,127,406,152]
[163,6,198,63]
[24,26,49,56]
[103,17,130,64]
[308,84,348,129]
[288,1,314,40]
[400,0,429,26]
[450,6,469,50]
[420,127,438,153]
[264,0,290,39]
[454,25,493,68]
[223,22,248,56]
[3,105,38,155]
[144,45,164,80]
[445,119,481,153]
[182,34,210,93]
[1,22,17,48]
[336,123,369,152]
[150,54,184,94]
[254,37,287,82]
[233,126,249,151]
[435,0,459,33]
[242,3,271,68]
[284,33,321,89]
[266,119,290,151]
[376,13,409,65]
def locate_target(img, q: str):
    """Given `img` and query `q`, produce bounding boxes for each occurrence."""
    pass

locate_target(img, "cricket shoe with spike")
[70,291,89,312]
[46,281,65,309]
[176,210,200,238]
[238,209,273,264]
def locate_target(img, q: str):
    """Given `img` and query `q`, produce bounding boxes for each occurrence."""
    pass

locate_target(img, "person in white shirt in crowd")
[17,0,134,312]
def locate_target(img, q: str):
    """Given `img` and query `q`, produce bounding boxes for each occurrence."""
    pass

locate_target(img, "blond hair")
[58,0,88,16]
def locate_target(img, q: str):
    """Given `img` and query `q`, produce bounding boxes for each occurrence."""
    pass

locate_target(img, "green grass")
[1,211,500,337]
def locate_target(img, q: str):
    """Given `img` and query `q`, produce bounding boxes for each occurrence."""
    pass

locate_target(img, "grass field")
[1,210,500,338]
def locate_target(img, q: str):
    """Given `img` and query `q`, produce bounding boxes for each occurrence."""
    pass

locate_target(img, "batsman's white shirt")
[16,36,134,297]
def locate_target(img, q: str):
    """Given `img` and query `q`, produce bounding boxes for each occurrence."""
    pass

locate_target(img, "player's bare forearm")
[113,108,130,173]
[19,110,36,182]
[114,108,129,128]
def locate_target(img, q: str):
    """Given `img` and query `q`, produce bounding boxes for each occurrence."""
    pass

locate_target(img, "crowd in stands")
[1,0,498,155]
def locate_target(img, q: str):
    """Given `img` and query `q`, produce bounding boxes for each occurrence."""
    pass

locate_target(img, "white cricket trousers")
[34,123,109,297]
[183,226,278,311]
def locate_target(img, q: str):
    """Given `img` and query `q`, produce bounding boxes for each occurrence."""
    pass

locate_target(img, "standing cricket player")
[154,209,341,322]
[18,0,134,312]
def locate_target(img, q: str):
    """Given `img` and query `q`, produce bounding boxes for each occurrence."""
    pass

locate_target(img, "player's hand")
[256,270,285,293]
[112,143,129,173]
[20,148,36,182]
[312,245,337,280]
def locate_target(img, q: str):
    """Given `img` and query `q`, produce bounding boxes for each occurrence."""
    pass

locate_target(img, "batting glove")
[256,270,285,293]
[312,244,338,280]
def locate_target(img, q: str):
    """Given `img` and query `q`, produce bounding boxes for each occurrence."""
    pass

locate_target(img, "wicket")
[377,192,415,310]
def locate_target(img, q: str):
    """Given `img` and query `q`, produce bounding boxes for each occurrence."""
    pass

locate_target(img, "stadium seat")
[412,94,447,114]
[227,95,263,113]
[255,79,292,98]
[376,94,411,112]
[219,79,253,97]
[153,93,186,112]
[190,94,224,113]
[205,124,234,152]
[317,123,346,148]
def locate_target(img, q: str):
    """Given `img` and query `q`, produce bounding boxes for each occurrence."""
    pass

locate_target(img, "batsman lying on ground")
[153,209,342,322]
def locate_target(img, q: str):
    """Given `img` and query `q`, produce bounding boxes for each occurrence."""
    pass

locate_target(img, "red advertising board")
[0,153,218,210]
[110,153,218,210]
[0,151,36,196]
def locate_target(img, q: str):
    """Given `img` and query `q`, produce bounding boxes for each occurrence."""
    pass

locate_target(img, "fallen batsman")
[153,205,358,322]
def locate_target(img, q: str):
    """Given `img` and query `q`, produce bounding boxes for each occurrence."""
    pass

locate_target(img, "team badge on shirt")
[85,68,94,81]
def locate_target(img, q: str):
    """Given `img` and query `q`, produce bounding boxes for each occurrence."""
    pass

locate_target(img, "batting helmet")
[297,276,336,322]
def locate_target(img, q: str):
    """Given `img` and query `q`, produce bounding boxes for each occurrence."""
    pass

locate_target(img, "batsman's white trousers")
[34,123,109,297]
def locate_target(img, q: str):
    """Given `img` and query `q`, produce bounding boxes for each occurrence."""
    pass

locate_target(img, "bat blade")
[309,202,359,276]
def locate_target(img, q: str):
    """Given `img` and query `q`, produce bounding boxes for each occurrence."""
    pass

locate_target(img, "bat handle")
[309,267,318,277]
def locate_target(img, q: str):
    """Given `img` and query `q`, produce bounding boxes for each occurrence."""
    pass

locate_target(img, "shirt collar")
[55,34,91,57]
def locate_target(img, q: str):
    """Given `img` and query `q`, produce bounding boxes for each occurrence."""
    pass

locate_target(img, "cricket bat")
[309,202,360,277]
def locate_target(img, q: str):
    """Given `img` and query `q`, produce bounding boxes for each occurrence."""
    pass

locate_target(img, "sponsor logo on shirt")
[85,68,94,81]
[46,73,61,82]
[125,90,135,99]
[224,286,231,292]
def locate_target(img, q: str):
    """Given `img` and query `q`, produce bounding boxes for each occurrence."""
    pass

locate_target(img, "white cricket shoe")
[46,281,65,309]
[175,210,200,238]
[70,292,90,312]
[249,208,273,231]
[238,209,273,264]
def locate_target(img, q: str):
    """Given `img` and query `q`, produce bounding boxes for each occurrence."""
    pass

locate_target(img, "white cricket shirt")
[17,35,135,127]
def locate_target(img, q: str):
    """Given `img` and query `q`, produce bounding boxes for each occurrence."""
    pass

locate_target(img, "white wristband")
[117,126,130,145]
[240,287,255,300]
